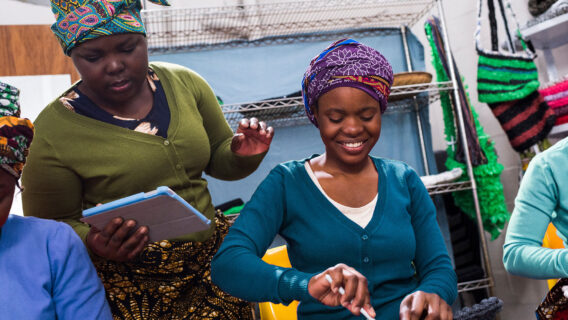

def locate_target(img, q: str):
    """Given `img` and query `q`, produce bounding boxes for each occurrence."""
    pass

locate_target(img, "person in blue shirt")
[211,39,457,320]
[504,136,568,278]
[0,81,111,320]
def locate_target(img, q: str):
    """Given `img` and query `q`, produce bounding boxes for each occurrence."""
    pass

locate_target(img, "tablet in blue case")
[81,186,211,242]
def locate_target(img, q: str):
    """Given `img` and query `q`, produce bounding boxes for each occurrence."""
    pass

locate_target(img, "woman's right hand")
[308,263,376,318]
[86,217,149,262]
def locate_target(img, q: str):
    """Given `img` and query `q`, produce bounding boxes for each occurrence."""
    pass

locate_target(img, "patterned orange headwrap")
[0,81,34,179]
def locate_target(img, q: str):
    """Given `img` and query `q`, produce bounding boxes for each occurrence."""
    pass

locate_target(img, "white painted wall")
[1,2,71,217]
[1,75,72,216]
[0,0,53,25]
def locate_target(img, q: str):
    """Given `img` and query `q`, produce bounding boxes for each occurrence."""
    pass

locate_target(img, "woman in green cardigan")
[21,0,273,319]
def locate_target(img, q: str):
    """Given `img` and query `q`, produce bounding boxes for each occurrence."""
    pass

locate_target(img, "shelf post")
[542,48,559,82]
[401,25,431,176]
[436,0,495,295]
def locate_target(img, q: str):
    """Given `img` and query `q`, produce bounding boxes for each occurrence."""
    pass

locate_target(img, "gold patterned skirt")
[94,212,254,320]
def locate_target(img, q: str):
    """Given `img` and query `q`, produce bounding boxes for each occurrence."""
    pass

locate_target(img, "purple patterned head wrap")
[301,39,394,127]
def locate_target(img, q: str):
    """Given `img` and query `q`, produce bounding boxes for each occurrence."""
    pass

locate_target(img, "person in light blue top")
[0,81,112,320]
[211,39,457,320]
[503,136,568,279]
[0,215,113,320]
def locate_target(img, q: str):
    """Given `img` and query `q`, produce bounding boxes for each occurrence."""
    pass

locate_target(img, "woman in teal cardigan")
[212,39,457,319]
[504,136,568,278]
[21,0,273,319]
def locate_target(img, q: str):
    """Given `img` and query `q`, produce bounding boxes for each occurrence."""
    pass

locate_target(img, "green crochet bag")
[475,0,539,104]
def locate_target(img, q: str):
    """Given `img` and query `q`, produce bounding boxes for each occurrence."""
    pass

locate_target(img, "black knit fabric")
[528,0,559,16]
[488,91,557,152]
[454,297,503,320]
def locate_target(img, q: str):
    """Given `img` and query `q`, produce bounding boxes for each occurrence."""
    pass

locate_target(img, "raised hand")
[231,117,274,156]
[399,291,453,320]
[308,263,376,318]
[86,217,149,262]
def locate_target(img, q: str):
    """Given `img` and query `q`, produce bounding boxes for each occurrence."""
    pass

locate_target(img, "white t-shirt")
[304,162,377,228]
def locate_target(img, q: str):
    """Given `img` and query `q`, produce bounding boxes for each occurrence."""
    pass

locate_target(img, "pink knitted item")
[540,79,568,96]
[555,114,568,126]
[548,96,568,109]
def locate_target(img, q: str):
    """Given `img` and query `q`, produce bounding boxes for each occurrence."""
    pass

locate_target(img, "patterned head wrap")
[1,82,20,118]
[51,0,170,56]
[301,39,394,127]
[0,82,34,179]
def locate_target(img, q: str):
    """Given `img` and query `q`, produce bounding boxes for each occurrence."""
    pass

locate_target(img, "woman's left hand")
[231,117,274,156]
[399,291,452,320]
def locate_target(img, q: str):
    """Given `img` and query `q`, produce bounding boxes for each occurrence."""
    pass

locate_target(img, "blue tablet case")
[80,186,211,242]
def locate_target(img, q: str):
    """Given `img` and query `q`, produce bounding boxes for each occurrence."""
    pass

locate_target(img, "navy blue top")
[67,69,170,138]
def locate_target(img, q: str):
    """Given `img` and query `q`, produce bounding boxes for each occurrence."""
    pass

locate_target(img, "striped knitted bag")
[476,0,556,152]
[488,91,556,152]
[475,0,539,104]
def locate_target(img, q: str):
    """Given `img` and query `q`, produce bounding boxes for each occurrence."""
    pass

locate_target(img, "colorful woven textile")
[426,16,510,240]
[540,79,568,118]
[556,114,568,126]
[536,278,568,319]
[549,97,568,111]
[50,0,170,55]
[539,79,568,96]
[489,91,556,152]
[543,91,568,106]
[301,38,393,127]
[0,82,20,118]
[475,0,540,104]
[94,212,253,319]
[0,81,34,179]
[475,0,556,151]
[428,17,487,167]
[477,52,540,104]
[551,105,568,119]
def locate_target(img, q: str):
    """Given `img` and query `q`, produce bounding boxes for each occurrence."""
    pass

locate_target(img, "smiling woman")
[21,0,274,319]
[211,39,457,320]
[314,87,382,178]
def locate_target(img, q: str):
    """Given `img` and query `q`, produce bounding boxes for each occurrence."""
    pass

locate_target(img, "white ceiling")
[13,0,50,6]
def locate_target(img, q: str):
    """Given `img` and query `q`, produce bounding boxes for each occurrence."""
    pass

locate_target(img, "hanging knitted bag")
[489,90,556,151]
[476,0,556,152]
[539,79,568,125]
[475,0,539,104]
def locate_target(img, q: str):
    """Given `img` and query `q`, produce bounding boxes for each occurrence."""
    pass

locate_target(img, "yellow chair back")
[260,245,299,320]
[543,223,565,289]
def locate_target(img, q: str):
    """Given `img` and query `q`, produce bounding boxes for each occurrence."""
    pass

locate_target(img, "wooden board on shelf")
[0,25,79,82]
